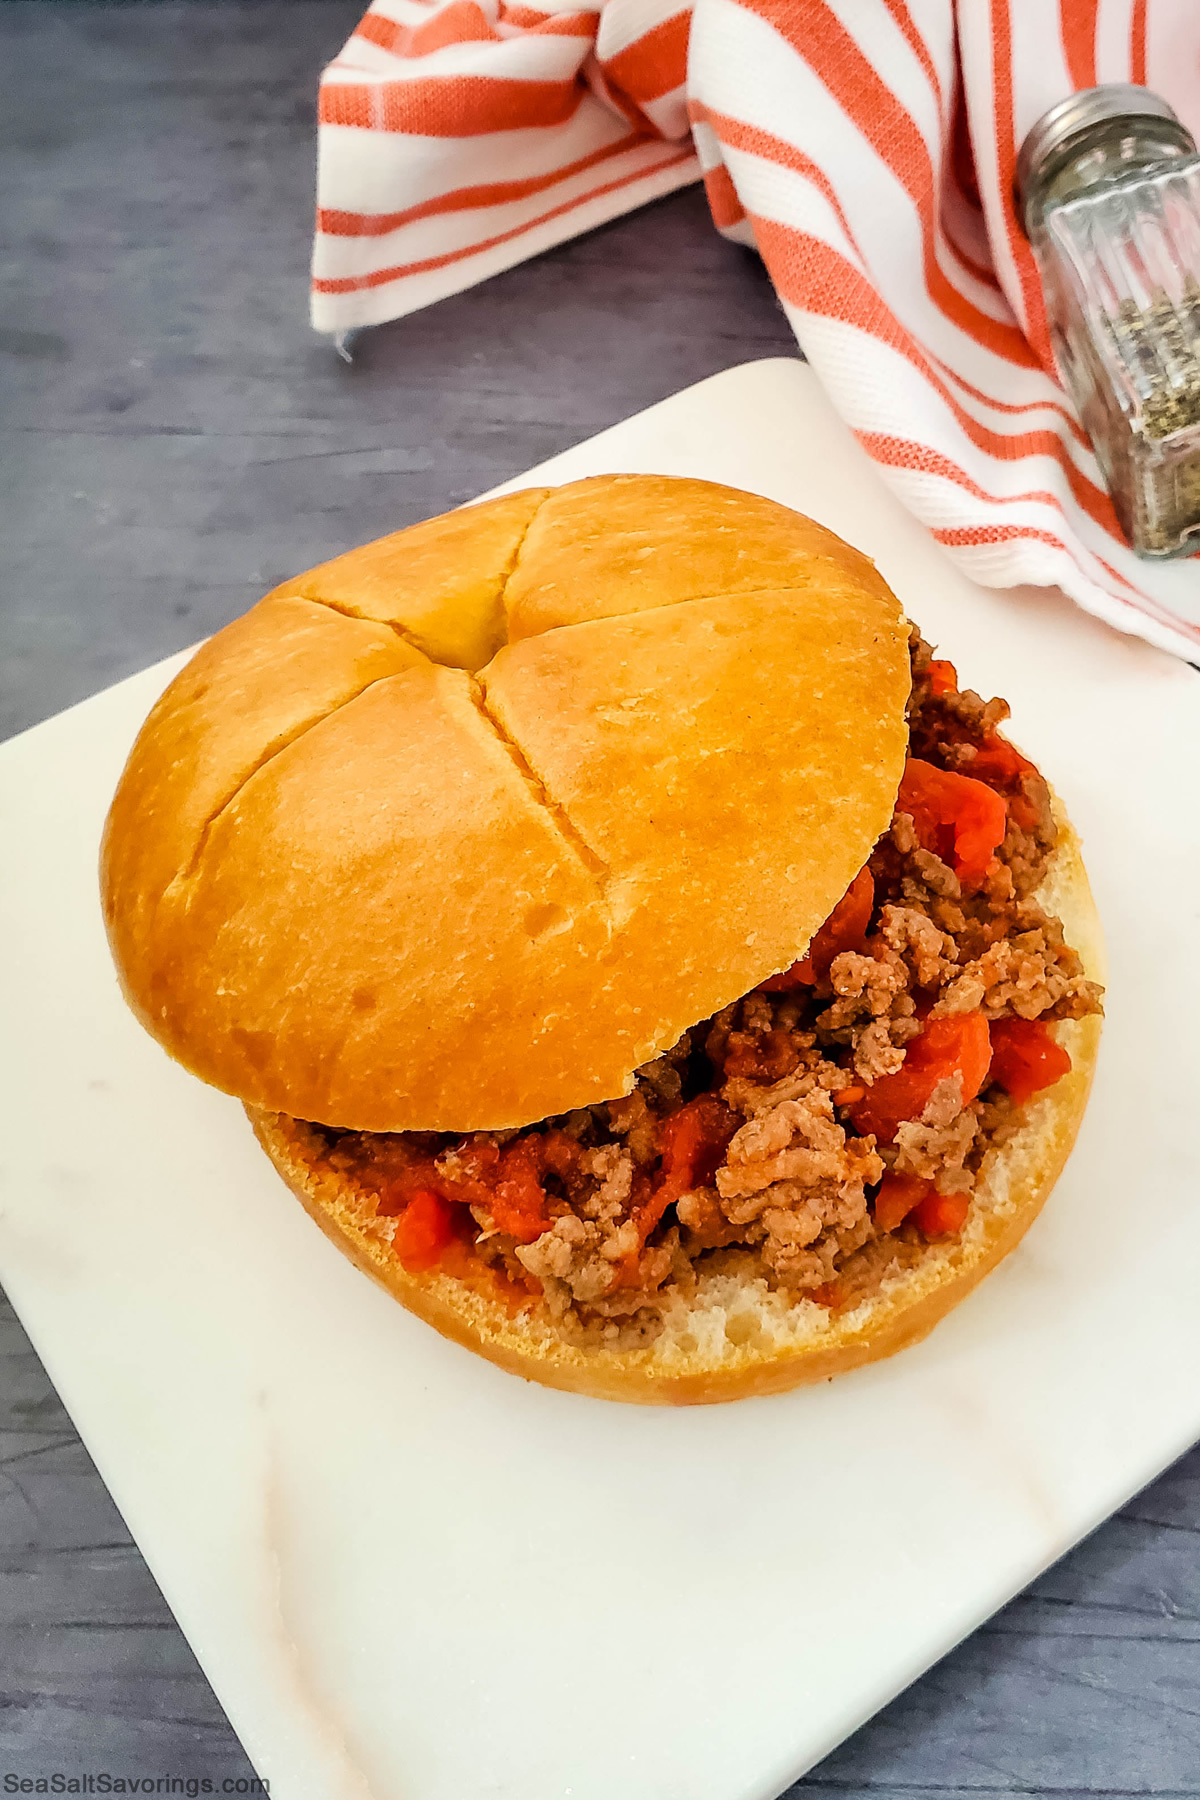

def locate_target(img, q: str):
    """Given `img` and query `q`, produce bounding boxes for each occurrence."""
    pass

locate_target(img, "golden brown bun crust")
[101,477,910,1132]
[248,818,1103,1405]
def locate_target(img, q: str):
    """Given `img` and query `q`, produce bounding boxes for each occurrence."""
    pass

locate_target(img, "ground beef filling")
[301,636,1103,1347]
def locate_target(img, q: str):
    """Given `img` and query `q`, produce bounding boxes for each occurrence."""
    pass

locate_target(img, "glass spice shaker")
[1017,84,1200,558]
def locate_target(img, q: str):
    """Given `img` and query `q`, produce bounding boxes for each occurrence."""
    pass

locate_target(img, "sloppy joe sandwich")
[101,476,1103,1403]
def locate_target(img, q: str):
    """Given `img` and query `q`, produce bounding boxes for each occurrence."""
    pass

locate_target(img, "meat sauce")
[307,636,1103,1343]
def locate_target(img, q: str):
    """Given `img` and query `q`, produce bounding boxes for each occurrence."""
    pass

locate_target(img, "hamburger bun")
[101,476,911,1132]
[101,475,1103,1405]
[247,816,1102,1404]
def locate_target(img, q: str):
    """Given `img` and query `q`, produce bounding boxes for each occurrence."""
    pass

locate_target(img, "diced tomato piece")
[757,966,809,993]
[910,1189,971,1237]
[437,1138,500,1203]
[988,1017,1072,1107]
[636,1095,737,1240]
[483,1138,552,1243]
[969,735,1035,790]
[950,732,1045,832]
[927,659,958,696]
[849,1011,992,1144]
[378,1154,464,1222]
[756,967,801,993]
[482,1132,579,1244]
[393,1189,459,1271]
[873,1171,936,1232]
[532,1128,582,1185]
[659,1094,737,1195]
[982,740,1046,837]
[896,758,1008,887]
[391,1129,582,1247]
[758,866,875,990]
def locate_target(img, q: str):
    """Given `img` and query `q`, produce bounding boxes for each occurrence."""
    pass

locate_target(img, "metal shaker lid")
[1016,85,1190,213]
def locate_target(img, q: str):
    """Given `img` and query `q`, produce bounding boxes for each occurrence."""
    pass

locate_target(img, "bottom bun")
[248,827,1103,1405]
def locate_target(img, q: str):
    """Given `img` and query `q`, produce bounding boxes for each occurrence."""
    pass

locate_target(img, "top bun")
[101,476,911,1132]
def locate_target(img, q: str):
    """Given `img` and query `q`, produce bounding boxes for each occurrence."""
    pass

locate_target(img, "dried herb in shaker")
[1018,84,1200,558]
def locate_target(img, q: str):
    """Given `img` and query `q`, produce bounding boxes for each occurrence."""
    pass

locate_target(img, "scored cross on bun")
[102,477,1103,1403]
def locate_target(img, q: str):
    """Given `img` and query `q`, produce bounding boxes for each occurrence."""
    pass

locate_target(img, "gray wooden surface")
[3,4,1198,1794]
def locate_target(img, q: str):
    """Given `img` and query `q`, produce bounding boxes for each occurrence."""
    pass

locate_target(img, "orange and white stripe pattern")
[313,0,699,329]
[313,0,1200,660]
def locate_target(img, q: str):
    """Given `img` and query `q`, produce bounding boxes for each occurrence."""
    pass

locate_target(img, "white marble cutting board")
[2,359,1199,1800]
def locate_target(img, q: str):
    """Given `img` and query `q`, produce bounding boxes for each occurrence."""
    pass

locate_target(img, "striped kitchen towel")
[312,0,1200,662]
